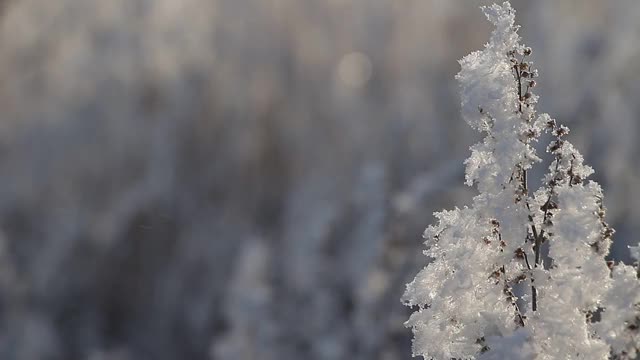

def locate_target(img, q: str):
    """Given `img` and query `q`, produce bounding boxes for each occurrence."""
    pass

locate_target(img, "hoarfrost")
[403,2,640,359]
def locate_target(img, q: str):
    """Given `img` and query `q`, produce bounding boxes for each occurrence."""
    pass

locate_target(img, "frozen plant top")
[403,2,640,360]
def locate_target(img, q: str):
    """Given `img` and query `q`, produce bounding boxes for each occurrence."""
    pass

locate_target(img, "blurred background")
[0,0,638,359]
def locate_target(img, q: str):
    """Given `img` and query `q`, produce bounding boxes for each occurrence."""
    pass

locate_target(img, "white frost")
[403,2,640,359]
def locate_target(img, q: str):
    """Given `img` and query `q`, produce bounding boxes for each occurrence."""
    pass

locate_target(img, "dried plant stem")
[513,52,541,313]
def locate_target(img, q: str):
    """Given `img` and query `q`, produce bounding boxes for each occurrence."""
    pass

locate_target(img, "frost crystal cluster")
[402,3,640,359]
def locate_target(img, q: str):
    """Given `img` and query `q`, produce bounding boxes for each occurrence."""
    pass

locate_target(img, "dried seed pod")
[525,129,537,139]
[553,125,570,137]
[548,140,564,153]
[571,175,582,186]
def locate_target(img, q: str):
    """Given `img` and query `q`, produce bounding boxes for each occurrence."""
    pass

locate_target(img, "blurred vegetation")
[0,1,637,359]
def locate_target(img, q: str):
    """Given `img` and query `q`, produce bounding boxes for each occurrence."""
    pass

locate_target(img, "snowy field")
[0,1,638,359]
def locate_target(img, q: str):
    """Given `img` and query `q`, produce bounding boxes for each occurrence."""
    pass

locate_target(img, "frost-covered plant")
[402,2,640,359]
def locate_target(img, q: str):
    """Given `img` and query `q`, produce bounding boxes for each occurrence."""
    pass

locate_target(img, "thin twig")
[513,51,541,313]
